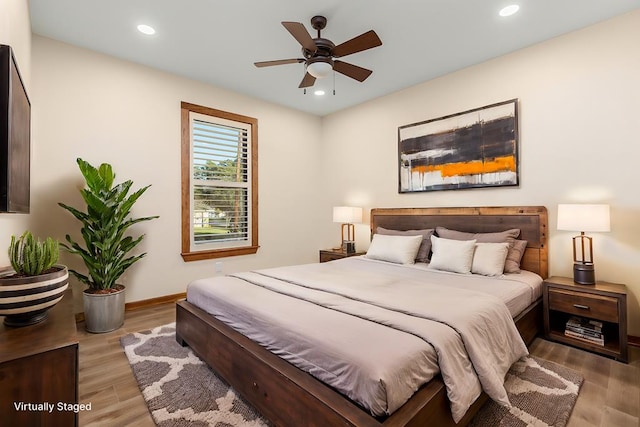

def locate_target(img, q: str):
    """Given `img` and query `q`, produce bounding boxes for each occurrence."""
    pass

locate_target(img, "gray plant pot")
[83,286,125,333]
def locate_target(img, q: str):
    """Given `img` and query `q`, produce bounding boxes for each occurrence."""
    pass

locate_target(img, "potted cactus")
[0,231,69,327]
[59,158,158,333]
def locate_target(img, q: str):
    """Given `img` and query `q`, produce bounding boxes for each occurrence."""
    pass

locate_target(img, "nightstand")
[319,249,365,263]
[543,276,627,362]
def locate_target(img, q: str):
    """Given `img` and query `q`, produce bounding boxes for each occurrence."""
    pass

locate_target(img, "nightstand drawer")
[548,288,618,322]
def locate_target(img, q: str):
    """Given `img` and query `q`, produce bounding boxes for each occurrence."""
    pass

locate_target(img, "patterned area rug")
[121,323,582,427]
[121,323,271,427]
[469,356,583,427]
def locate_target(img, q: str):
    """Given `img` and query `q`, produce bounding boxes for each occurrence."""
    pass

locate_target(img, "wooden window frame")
[181,102,258,261]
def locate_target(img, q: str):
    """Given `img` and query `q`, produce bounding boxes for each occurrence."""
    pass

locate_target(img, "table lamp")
[557,204,610,285]
[333,206,362,253]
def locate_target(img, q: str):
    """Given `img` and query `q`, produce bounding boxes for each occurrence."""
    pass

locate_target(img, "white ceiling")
[29,0,639,116]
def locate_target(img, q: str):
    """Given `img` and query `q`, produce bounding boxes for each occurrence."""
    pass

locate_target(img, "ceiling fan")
[254,15,382,89]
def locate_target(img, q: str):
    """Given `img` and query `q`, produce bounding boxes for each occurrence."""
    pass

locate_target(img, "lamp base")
[573,263,595,285]
[342,240,356,254]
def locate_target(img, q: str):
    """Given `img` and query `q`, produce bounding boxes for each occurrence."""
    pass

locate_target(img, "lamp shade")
[307,61,333,79]
[557,204,610,232]
[333,206,362,224]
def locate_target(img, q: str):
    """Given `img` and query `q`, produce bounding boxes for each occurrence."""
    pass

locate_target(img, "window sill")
[181,245,259,262]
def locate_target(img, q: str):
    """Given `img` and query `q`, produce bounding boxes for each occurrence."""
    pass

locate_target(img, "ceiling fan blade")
[333,60,373,82]
[298,72,316,88]
[332,30,382,58]
[254,58,305,68]
[282,22,317,52]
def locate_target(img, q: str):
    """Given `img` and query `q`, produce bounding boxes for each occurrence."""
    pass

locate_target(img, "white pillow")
[428,235,476,274]
[471,242,510,276]
[366,234,423,264]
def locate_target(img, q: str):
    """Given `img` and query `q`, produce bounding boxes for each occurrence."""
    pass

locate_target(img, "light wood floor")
[77,303,640,427]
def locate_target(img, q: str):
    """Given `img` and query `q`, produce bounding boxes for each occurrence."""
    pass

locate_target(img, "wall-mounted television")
[0,44,30,213]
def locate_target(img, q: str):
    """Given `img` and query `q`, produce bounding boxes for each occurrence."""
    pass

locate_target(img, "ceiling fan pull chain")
[333,71,336,96]
[303,68,307,94]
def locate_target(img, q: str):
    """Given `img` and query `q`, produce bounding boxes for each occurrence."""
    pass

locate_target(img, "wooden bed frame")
[176,206,548,427]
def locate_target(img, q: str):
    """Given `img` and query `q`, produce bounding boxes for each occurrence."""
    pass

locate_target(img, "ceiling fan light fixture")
[306,61,333,79]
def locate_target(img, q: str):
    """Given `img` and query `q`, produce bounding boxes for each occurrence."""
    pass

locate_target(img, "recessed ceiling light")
[137,24,156,35]
[314,90,326,96]
[499,5,520,17]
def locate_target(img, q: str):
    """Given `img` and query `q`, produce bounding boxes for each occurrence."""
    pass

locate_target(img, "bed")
[176,206,548,426]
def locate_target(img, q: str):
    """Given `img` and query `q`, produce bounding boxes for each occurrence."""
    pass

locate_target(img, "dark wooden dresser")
[0,289,79,426]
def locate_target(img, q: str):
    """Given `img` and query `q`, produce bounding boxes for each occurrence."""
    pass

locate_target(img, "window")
[181,102,258,261]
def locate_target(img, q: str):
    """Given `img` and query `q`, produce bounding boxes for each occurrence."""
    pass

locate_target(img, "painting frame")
[398,99,519,193]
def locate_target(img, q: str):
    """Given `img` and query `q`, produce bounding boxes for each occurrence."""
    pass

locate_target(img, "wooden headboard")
[370,206,548,279]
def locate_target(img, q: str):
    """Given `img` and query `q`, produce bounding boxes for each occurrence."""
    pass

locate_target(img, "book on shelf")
[564,329,605,346]
[565,324,603,338]
[566,316,603,331]
[564,316,605,346]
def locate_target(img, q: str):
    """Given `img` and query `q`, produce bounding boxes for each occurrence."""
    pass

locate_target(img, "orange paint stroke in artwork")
[412,155,516,177]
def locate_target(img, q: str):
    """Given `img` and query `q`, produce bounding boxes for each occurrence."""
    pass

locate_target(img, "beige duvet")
[187,257,531,422]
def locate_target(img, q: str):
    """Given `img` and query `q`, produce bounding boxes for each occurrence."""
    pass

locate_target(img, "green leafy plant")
[8,231,60,276]
[58,158,158,291]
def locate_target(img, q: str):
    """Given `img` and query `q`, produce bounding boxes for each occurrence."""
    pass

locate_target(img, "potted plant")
[59,158,158,333]
[0,231,69,327]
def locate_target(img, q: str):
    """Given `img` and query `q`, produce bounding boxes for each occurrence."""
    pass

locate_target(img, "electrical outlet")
[214,261,223,273]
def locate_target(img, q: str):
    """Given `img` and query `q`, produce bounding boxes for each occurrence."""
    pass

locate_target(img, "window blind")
[191,118,250,246]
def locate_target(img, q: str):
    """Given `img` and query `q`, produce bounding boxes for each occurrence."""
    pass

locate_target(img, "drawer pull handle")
[573,304,590,310]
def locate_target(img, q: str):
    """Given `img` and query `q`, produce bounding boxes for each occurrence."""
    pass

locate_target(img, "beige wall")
[0,0,32,258]
[320,10,640,335]
[30,36,324,311]
[0,0,30,85]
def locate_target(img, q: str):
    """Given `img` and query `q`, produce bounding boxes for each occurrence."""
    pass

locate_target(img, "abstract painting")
[398,99,519,193]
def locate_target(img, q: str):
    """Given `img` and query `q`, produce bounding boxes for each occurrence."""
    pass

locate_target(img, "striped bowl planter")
[0,265,69,327]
